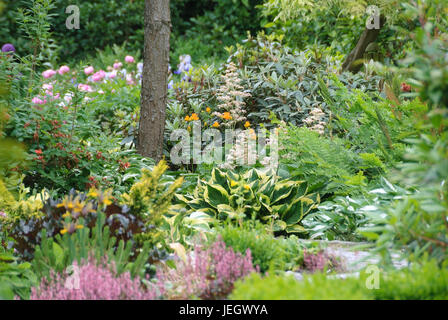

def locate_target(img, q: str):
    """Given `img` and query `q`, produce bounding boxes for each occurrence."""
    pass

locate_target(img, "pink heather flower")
[92,70,106,82]
[302,250,338,272]
[58,65,70,75]
[30,256,162,300]
[84,66,94,75]
[113,62,123,69]
[78,84,93,92]
[32,97,45,105]
[156,240,257,299]
[42,69,56,79]
[125,55,135,63]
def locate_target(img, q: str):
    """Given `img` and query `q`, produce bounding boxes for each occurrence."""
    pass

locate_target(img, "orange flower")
[244,121,250,128]
[221,112,232,120]
[190,113,199,121]
[184,115,191,121]
[206,107,211,113]
[212,121,220,128]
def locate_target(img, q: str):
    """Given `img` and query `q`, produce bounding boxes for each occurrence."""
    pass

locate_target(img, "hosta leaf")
[204,184,230,208]
[273,220,287,231]
[271,181,296,204]
[286,225,307,233]
[211,168,229,192]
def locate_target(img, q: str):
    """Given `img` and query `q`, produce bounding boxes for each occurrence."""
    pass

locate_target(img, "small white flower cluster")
[214,62,251,127]
[303,107,326,135]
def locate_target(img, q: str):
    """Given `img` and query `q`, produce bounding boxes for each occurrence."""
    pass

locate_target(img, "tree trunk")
[138,0,171,161]
[341,15,386,73]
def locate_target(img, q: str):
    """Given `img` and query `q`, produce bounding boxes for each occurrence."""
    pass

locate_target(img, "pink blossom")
[42,69,56,79]
[125,55,135,63]
[106,70,117,79]
[84,66,94,75]
[113,62,123,69]
[42,84,53,90]
[58,65,70,75]
[64,93,73,103]
[126,74,135,85]
[78,84,93,92]
[30,256,162,300]
[32,97,45,105]
[156,240,257,299]
[0,211,6,218]
[92,70,106,82]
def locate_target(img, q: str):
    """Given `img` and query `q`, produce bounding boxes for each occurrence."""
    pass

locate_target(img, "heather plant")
[156,240,257,299]
[301,250,340,273]
[30,255,162,300]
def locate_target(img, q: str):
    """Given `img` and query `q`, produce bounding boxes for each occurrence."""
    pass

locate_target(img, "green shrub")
[302,178,409,241]
[227,34,381,128]
[230,272,369,300]
[0,0,263,64]
[373,259,448,300]
[359,9,448,264]
[230,259,448,300]
[213,222,301,273]
[318,73,424,167]
[279,126,381,196]
[0,251,37,300]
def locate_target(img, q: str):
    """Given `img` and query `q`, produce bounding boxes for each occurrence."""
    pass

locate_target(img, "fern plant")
[279,126,384,196]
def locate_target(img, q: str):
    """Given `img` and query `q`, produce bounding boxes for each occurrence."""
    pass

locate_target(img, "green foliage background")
[0,0,263,65]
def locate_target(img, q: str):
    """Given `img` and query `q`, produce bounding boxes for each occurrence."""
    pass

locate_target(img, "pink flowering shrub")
[157,240,258,300]
[42,69,56,79]
[302,250,339,273]
[30,257,162,300]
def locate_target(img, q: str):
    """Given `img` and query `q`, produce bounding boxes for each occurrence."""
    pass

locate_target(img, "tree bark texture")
[138,0,171,161]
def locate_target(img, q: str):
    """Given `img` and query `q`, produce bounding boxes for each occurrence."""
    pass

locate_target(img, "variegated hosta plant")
[176,168,320,233]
